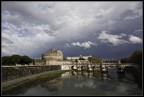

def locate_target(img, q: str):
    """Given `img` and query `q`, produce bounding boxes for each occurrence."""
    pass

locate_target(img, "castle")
[33,48,92,65]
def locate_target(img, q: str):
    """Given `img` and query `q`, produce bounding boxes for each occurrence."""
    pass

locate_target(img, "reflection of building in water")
[76,71,93,78]
[89,72,93,78]
[61,72,71,79]
[71,71,77,75]
[41,77,63,92]
[73,70,111,80]
[81,71,88,77]
[93,70,102,79]
[117,73,125,81]
[102,73,108,80]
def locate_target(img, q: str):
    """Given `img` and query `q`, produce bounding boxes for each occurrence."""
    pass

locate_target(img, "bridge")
[117,63,139,72]
[2,62,139,82]
[2,62,139,71]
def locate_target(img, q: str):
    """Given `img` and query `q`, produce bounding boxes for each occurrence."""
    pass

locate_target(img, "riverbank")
[2,70,70,94]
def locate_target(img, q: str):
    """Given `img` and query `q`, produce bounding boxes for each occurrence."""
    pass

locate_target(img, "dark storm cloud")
[2,1,143,58]
[2,37,13,44]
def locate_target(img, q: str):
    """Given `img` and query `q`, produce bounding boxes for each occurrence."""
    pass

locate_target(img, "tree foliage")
[120,50,142,65]
[130,50,142,65]
[121,57,131,63]
[88,56,102,64]
[2,55,32,65]
[20,56,32,65]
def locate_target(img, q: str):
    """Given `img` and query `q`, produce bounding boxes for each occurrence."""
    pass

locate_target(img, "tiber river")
[6,68,143,96]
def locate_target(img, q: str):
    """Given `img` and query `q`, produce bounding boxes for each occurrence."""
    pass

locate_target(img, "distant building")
[66,55,92,60]
[33,49,93,65]
[42,48,63,61]
[33,48,72,65]
[102,59,121,65]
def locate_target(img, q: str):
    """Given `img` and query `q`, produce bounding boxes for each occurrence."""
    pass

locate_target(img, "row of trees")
[120,50,142,66]
[2,55,32,65]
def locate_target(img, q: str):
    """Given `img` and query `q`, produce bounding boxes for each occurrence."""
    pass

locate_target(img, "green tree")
[120,50,142,65]
[120,57,131,63]
[88,56,102,64]
[20,55,32,65]
[2,55,32,65]
[130,50,142,65]
[2,56,10,65]
[11,55,22,65]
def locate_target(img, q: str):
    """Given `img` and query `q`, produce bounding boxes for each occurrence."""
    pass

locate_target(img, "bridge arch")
[71,65,74,70]
[122,66,137,73]
[81,66,87,71]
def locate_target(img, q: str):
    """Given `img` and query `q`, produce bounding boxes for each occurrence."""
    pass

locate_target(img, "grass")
[2,70,70,95]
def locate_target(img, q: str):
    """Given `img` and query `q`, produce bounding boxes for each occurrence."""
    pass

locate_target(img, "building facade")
[66,55,92,60]
[42,48,63,61]
[33,49,92,65]
[33,48,72,65]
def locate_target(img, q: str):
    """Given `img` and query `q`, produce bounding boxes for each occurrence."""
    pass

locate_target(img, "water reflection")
[41,77,63,92]
[3,68,142,96]
[71,69,124,81]
[74,79,96,89]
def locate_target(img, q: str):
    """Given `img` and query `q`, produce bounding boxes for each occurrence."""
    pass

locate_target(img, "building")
[33,48,72,65]
[66,55,92,60]
[42,48,63,61]
[33,49,92,65]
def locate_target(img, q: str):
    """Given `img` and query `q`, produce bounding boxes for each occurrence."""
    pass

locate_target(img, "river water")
[5,68,143,96]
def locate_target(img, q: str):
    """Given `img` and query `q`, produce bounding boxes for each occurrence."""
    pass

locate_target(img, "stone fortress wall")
[33,48,92,65]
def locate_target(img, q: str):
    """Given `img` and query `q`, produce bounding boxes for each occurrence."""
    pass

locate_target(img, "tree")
[2,56,10,65]
[130,50,142,65]
[120,50,142,65]
[20,55,32,65]
[2,55,32,65]
[11,55,22,65]
[88,56,102,64]
[120,57,131,63]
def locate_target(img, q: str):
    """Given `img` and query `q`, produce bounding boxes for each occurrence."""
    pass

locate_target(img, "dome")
[45,49,62,55]
[42,48,63,60]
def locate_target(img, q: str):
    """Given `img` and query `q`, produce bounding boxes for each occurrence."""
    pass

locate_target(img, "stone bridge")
[2,63,139,81]
[61,63,139,72]
[117,63,139,72]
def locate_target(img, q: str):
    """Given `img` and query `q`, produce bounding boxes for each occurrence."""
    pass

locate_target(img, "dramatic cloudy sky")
[2,1,143,59]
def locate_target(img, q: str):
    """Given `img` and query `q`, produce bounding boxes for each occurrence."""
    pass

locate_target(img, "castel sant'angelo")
[33,48,91,65]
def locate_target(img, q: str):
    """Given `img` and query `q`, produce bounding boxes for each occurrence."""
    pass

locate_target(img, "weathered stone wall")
[33,59,45,65]
[2,65,61,82]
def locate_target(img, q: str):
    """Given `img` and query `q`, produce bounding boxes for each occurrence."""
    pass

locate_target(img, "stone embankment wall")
[2,65,61,82]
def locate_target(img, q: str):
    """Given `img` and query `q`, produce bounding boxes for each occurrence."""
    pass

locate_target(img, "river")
[4,68,143,96]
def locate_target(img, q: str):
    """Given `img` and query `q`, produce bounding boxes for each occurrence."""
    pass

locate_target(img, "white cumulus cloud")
[71,41,97,49]
[98,31,128,46]
[129,35,142,44]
